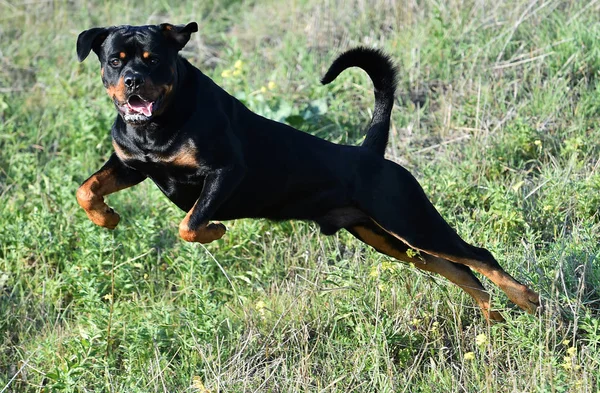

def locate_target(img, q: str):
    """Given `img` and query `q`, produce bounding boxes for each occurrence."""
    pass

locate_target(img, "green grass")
[1,0,600,391]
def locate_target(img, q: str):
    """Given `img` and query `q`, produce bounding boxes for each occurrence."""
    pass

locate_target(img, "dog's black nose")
[124,73,144,89]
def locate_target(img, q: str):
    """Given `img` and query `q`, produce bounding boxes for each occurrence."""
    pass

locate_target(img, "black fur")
[321,47,398,155]
[76,23,540,320]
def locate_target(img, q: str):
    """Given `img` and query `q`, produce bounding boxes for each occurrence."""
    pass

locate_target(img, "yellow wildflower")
[369,265,379,277]
[475,333,488,347]
[255,300,266,311]
[255,300,267,316]
[464,352,475,361]
[380,261,396,272]
[406,248,420,259]
[221,69,232,78]
[562,356,572,370]
[260,86,268,94]
[234,59,243,70]
[191,376,210,393]
[567,347,576,356]
[232,68,242,77]
[267,80,277,90]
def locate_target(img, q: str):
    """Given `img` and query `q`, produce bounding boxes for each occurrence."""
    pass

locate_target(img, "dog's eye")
[109,58,122,67]
[148,58,159,66]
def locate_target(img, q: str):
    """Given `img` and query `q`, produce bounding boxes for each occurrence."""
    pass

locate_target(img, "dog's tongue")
[128,96,152,117]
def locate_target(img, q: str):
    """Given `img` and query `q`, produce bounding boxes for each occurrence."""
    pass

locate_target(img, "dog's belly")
[147,174,342,221]
[211,176,352,222]
[145,166,349,220]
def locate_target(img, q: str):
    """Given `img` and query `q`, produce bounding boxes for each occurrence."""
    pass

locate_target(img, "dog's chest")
[113,138,203,179]
[115,137,193,162]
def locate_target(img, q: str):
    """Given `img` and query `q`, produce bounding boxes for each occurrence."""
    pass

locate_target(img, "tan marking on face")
[149,84,175,116]
[119,52,126,59]
[106,76,126,103]
[143,51,150,59]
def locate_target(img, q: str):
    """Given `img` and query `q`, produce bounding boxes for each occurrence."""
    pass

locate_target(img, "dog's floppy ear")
[160,22,198,51]
[77,27,112,62]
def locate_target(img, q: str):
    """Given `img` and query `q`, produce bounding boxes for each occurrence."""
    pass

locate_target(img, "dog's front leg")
[179,165,244,243]
[76,153,146,229]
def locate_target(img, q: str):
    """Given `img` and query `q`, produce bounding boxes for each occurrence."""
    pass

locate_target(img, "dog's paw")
[87,207,121,229]
[179,221,226,243]
[523,287,542,315]
[77,186,120,229]
[505,284,541,316]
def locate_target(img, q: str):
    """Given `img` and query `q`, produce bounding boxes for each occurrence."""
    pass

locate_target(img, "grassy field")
[1,0,600,391]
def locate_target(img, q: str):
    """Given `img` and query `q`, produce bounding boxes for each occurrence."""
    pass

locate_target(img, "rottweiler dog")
[76,22,540,321]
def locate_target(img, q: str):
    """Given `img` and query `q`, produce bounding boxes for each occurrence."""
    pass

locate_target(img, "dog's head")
[77,22,197,124]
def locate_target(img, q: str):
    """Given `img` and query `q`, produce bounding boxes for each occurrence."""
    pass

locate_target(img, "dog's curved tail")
[321,47,398,155]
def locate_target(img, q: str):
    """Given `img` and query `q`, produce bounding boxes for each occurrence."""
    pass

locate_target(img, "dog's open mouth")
[126,95,154,117]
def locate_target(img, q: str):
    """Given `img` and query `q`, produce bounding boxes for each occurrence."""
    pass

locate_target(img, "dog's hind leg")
[347,223,504,321]
[354,159,540,316]
[368,216,539,316]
